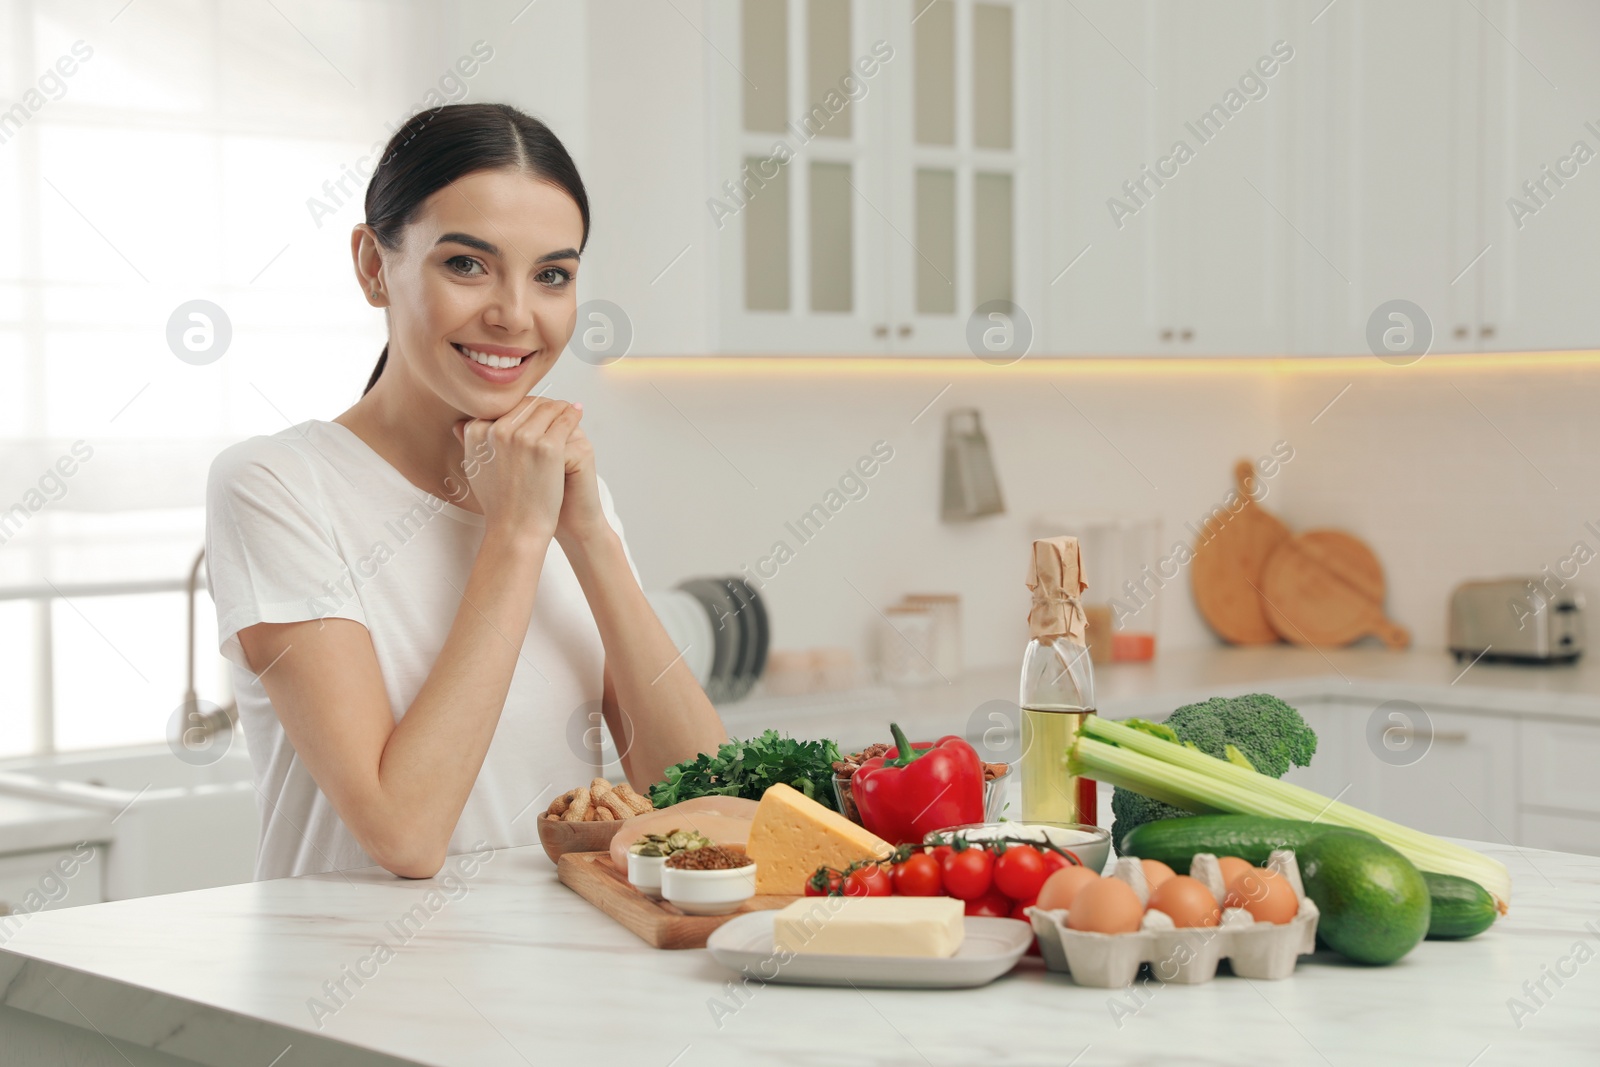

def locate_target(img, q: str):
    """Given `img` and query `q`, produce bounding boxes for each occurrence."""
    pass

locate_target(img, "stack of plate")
[643,589,715,687]
[647,576,768,703]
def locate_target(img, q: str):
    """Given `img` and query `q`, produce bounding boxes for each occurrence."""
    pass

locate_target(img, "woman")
[205,103,727,881]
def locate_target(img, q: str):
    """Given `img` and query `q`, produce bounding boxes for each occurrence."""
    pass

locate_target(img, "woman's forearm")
[375,528,550,871]
[560,529,728,788]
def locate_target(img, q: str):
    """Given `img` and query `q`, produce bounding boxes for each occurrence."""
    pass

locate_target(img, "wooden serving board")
[556,851,798,950]
[1259,529,1410,649]
[1190,460,1291,645]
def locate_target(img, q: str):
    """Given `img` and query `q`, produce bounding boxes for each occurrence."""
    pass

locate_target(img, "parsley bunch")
[649,730,844,811]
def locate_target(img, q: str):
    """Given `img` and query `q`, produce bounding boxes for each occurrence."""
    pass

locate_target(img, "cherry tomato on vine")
[929,845,954,868]
[844,865,893,897]
[941,847,994,901]
[1041,850,1073,876]
[891,853,943,897]
[964,889,1013,918]
[993,844,1047,901]
[805,869,841,896]
[1010,895,1038,921]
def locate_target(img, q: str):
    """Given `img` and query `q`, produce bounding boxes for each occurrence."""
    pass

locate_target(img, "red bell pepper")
[851,723,985,845]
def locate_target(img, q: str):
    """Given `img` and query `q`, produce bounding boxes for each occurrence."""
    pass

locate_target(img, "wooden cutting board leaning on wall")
[1259,530,1411,649]
[1191,460,1290,645]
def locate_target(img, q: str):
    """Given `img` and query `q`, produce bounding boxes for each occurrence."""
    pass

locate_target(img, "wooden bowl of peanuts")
[536,777,656,864]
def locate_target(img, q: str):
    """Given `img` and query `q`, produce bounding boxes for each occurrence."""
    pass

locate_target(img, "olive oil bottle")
[1019,537,1098,825]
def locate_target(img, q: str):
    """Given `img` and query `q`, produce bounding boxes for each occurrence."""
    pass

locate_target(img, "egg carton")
[1026,849,1320,987]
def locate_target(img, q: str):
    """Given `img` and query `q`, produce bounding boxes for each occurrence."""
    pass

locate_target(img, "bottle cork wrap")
[1027,536,1089,643]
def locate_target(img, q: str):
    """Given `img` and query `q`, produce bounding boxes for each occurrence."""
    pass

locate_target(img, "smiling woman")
[203,103,727,883]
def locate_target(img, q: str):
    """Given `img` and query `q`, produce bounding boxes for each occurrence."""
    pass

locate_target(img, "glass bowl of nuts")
[832,743,1011,825]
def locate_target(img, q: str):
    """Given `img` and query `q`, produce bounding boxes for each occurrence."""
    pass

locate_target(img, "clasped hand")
[450,396,605,547]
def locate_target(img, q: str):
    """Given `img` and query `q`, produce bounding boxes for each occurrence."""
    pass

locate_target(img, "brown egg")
[1146,874,1221,928]
[1140,858,1176,890]
[1224,867,1300,924]
[1215,855,1254,886]
[1037,866,1101,911]
[1066,876,1144,934]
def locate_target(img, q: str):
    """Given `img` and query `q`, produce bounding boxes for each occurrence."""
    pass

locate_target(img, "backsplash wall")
[544,357,1596,674]
[543,359,1283,672]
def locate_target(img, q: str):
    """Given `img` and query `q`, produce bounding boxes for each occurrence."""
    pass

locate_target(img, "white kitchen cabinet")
[0,843,104,918]
[1036,0,1151,355]
[1319,698,1516,843]
[1296,697,1600,857]
[1519,718,1600,816]
[1292,0,1484,356]
[1292,0,1600,356]
[1515,717,1600,856]
[704,0,1036,355]
[882,0,1043,355]
[605,0,1600,357]
[1365,709,1516,842]
[706,0,891,353]
[1052,0,1600,358]
[1519,810,1600,857]
[1042,1,1296,356]
[1145,1,1294,355]
[1473,0,1600,353]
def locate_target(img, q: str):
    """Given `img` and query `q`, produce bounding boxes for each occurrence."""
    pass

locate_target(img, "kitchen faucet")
[180,547,238,752]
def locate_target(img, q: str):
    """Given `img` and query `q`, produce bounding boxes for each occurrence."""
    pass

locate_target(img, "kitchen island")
[2,829,1596,1066]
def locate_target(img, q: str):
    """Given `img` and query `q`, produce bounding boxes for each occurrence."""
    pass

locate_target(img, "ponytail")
[363,345,387,396]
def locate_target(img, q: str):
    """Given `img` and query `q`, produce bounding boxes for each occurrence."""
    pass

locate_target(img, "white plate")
[667,590,715,686]
[705,912,1033,989]
[646,590,715,687]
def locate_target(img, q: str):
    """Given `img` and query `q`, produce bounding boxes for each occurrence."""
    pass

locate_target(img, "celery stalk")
[1070,716,1513,912]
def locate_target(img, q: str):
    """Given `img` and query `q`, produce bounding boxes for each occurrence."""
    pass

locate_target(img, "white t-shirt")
[204,419,636,881]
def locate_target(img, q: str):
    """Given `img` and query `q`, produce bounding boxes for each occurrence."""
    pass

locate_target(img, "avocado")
[1298,831,1431,965]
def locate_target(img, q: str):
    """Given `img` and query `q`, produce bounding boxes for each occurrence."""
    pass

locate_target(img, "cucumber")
[1297,833,1431,965]
[1118,814,1380,870]
[1422,871,1498,940]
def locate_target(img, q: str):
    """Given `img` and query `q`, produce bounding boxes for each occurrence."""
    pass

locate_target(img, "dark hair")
[360,103,589,396]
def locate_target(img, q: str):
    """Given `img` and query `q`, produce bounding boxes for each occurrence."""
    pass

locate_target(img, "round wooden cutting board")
[1258,530,1410,649]
[1191,460,1291,644]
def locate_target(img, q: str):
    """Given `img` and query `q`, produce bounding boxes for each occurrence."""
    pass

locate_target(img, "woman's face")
[371,166,585,420]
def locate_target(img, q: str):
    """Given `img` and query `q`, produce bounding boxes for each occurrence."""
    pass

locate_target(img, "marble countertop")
[3,830,1598,1066]
[721,645,1600,751]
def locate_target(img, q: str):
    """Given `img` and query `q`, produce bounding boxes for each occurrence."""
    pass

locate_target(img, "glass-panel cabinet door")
[885,0,1037,355]
[709,0,890,353]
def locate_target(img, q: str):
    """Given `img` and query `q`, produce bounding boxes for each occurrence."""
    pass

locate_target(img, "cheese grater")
[940,408,1005,521]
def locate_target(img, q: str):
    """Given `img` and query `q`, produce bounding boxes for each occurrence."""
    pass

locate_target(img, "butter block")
[772,897,966,958]
[746,783,893,895]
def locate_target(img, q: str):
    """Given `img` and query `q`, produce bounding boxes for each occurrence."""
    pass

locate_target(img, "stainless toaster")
[1448,578,1584,663]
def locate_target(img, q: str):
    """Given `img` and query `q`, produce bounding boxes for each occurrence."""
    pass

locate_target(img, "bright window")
[0,0,435,754]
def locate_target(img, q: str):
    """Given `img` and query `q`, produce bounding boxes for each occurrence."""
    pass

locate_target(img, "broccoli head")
[1109,693,1318,850]
[1165,693,1317,778]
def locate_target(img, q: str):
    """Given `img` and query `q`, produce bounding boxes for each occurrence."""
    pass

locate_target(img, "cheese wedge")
[773,897,965,958]
[746,782,893,895]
